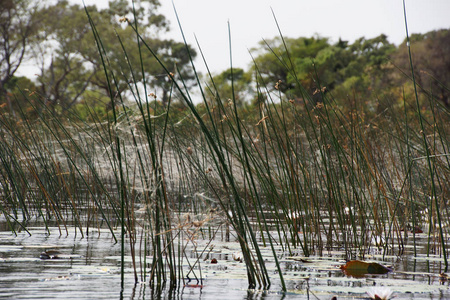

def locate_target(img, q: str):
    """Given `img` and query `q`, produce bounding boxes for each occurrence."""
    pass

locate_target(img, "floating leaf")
[340,260,391,277]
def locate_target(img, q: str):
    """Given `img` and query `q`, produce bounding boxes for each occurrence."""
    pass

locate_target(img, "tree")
[129,38,197,107]
[251,34,396,110]
[3,0,197,114]
[206,68,253,108]
[392,29,450,108]
[251,36,330,97]
[0,0,41,116]
[32,0,187,112]
[0,75,38,117]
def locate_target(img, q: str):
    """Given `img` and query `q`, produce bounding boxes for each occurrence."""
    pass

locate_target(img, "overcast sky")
[80,0,450,73]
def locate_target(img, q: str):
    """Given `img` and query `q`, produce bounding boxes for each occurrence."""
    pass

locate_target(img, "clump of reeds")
[0,1,448,293]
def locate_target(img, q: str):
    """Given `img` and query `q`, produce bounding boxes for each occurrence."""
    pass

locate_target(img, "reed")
[402,0,447,271]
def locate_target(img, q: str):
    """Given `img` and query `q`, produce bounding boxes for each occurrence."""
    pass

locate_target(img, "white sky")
[65,0,450,74]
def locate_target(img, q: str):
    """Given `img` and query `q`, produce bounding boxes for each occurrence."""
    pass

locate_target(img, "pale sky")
[69,0,450,74]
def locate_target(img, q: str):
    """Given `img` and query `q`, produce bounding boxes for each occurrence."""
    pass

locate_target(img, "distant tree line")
[210,30,449,112]
[1,0,449,121]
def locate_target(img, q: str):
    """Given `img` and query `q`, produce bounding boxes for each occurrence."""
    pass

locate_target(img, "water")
[0,223,449,299]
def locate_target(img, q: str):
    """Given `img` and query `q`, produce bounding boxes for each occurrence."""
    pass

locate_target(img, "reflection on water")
[0,222,449,299]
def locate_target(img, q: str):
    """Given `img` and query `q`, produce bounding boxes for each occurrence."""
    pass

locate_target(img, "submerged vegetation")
[0,0,449,294]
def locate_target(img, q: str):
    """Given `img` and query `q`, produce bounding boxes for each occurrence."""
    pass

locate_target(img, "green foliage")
[251,36,330,94]
[0,0,41,116]
[248,30,448,117]
[71,91,109,122]
[206,68,253,108]
[1,0,196,118]
[0,76,37,116]
[252,34,397,108]
[392,29,450,108]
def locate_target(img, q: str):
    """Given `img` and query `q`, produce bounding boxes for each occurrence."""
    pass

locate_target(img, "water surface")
[0,223,449,299]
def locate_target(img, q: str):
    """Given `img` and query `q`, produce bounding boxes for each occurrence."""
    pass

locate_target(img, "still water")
[0,223,449,299]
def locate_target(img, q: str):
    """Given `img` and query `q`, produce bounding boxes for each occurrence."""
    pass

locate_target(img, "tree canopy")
[1,0,448,120]
[0,0,41,116]
[248,30,449,111]
[1,0,197,117]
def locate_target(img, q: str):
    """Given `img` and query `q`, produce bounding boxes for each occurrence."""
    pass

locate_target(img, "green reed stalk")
[84,6,128,286]
[403,0,447,271]
[123,6,273,288]
[225,23,285,290]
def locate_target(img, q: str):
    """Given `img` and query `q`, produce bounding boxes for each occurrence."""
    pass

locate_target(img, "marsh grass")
[0,2,449,293]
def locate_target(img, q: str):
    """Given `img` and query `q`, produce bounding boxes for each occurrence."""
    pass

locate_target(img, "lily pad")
[340,260,392,277]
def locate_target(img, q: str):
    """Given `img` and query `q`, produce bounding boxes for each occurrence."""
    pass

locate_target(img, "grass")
[0,1,448,292]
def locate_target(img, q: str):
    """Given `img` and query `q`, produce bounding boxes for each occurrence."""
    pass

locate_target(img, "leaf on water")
[340,260,391,277]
